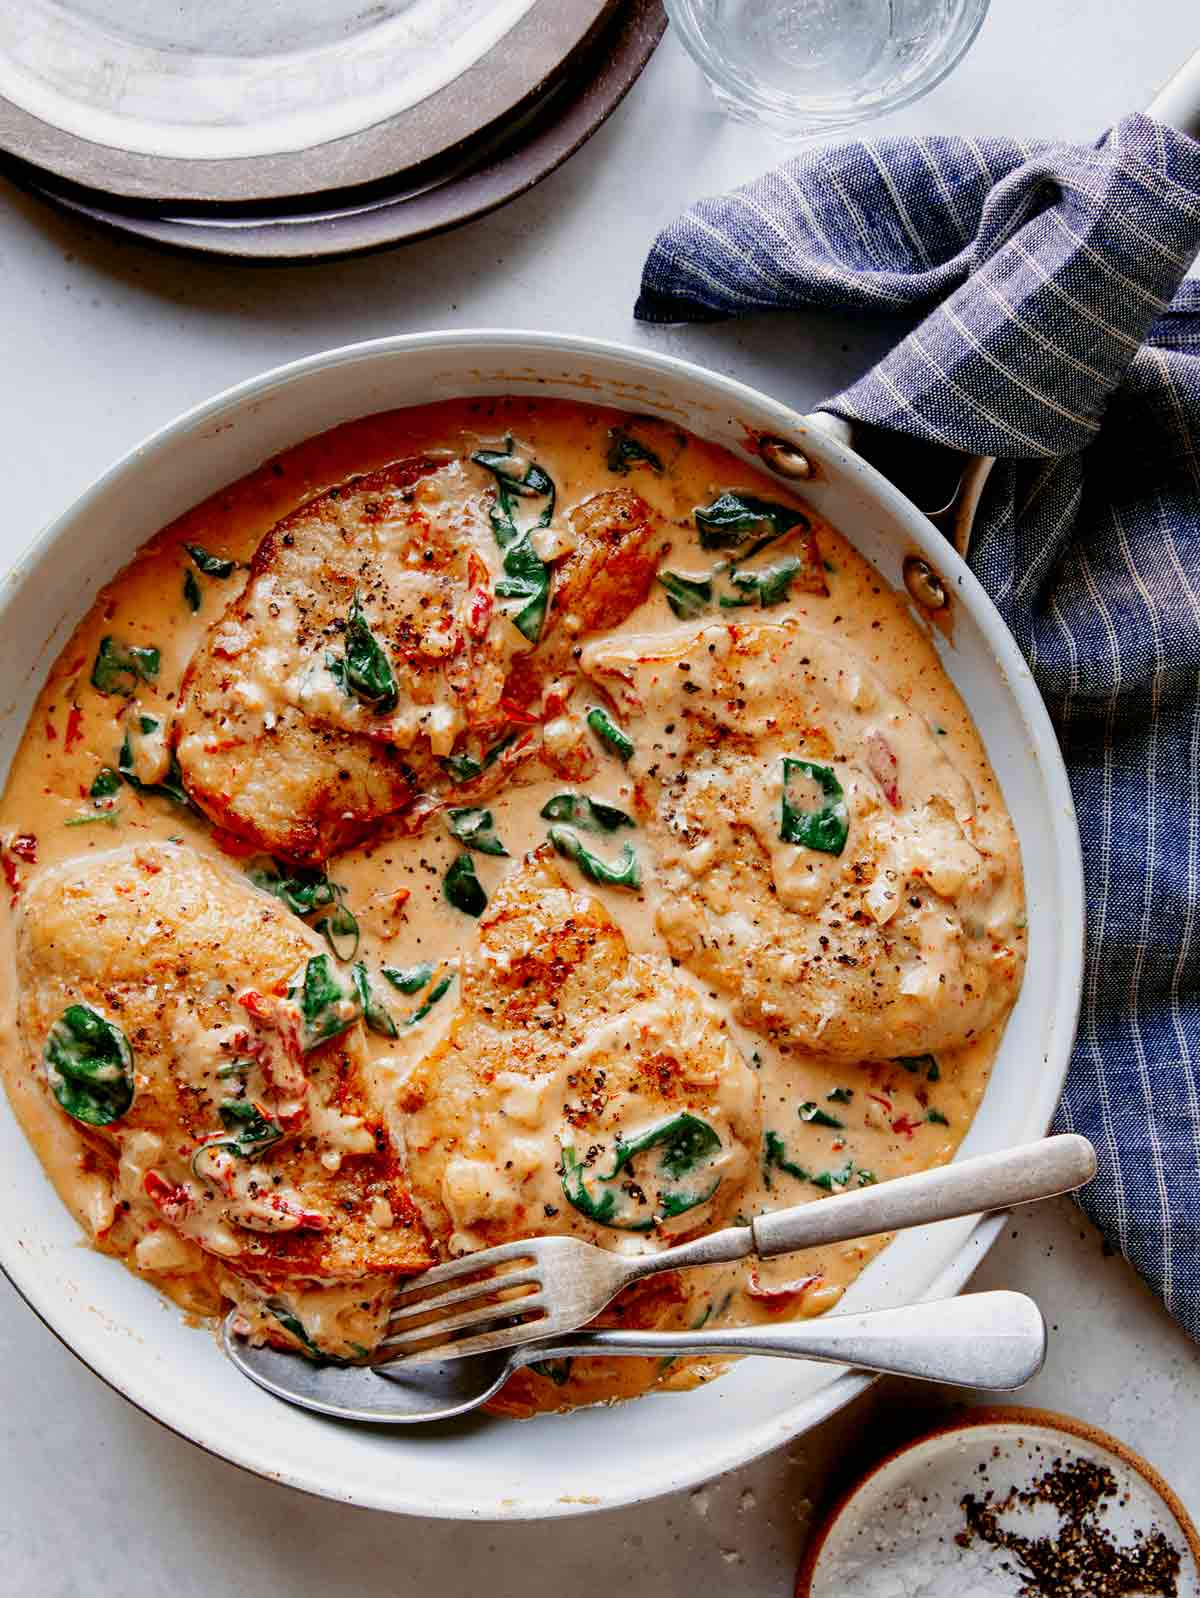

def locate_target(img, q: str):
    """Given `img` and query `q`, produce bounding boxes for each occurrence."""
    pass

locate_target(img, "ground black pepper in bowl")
[958,1455,1181,1597]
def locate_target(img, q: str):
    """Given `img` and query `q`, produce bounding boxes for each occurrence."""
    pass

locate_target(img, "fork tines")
[382,1241,547,1361]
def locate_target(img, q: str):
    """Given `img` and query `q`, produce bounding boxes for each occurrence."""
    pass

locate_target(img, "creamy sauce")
[0,398,1026,1416]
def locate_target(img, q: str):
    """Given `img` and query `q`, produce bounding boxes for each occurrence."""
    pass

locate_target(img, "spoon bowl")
[222,1323,518,1423]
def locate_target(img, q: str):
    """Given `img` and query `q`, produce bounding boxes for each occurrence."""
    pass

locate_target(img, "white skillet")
[0,331,1085,1517]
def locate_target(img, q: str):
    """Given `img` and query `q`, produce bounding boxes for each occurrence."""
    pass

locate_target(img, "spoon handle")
[521,1290,1045,1391]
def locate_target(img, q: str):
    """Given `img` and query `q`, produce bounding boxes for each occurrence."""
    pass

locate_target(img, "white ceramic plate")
[0,332,1085,1519]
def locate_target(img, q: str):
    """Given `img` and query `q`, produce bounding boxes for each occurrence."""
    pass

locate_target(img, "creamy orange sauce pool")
[0,398,1026,1416]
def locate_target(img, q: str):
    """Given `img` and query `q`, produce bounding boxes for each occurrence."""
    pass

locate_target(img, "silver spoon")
[224,1289,1045,1424]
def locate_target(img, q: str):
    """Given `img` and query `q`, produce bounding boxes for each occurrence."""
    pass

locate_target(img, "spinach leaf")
[539,793,634,833]
[381,962,435,995]
[693,492,809,552]
[443,853,487,917]
[64,809,122,828]
[352,963,398,1039]
[493,534,552,644]
[810,1163,848,1191]
[661,554,813,618]
[266,1300,332,1363]
[548,826,641,891]
[215,1059,255,1079]
[586,706,634,762]
[183,568,203,613]
[762,1129,810,1189]
[90,637,160,697]
[657,570,713,620]
[314,899,360,962]
[246,862,339,919]
[442,729,519,785]
[810,1160,855,1192]
[812,1160,876,1191]
[472,441,556,525]
[43,1003,134,1127]
[247,861,358,961]
[719,556,804,609]
[561,1112,722,1231]
[763,1131,875,1193]
[217,1100,285,1158]
[606,427,664,475]
[185,543,236,579]
[471,439,555,642]
[530,1357,574,1387]
[445,806,508,857]
[89,767,120,800]
[896,1053,940,1081]
[827,1087,854,1104]
[117,718,193,810]
[297,954,362,1051]
[927,1108,950,1126]
[780,758,849,856]
[443,751,483,784]
[327,593,399,714]
[799,1101,844,1129]
[652,1114,722,1179]
[405,972,454,1027]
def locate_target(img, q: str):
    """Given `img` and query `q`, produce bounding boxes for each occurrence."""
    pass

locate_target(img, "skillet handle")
[798,411,992,559]
[1148,43,1200,139]
[793,44,1200,558]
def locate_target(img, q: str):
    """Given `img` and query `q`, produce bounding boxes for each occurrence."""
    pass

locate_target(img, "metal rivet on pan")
[903,556,948,611]
[759,437,812,479]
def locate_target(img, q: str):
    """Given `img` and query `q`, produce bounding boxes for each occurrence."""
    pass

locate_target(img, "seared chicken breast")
[400,852,761,1257]
[539,488,665,664]
[175,459,664,864]
[174,455,503,863]
[582,620,1025,1061]
[16,843,431,1314]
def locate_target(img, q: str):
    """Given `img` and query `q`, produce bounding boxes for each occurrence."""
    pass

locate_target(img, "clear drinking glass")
[665,0,990,137]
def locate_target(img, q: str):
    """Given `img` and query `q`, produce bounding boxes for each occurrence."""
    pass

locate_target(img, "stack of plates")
[0,0,664,259]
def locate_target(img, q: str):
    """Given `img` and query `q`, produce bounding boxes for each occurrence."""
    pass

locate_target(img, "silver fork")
[383,1133,1095,1363]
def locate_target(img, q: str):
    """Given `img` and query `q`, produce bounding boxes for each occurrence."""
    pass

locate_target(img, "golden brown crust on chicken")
[582,620,1025,1061]
[175,468,668,864]
[401,852,760,1257]
[16,842,431,1286]
[174,454,517,863]
[549,488,665,643]
[175,704,415,867]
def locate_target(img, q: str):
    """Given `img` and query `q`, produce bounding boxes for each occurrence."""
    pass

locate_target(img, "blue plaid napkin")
[636,113,1200,1338]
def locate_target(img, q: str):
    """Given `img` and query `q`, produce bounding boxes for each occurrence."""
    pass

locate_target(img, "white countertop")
[2,4,1198,1590]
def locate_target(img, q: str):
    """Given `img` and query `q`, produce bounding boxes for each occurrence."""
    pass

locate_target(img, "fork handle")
[520,1290,1045,1391]
[751,1133,1095,1258]
[625,1134,1095,1282]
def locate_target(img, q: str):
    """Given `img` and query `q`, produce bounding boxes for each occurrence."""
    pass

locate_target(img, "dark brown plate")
[0,0,664,261]
[0,0,617,206]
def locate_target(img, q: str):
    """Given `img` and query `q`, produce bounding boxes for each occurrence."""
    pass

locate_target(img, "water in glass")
[667,0,989,136]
